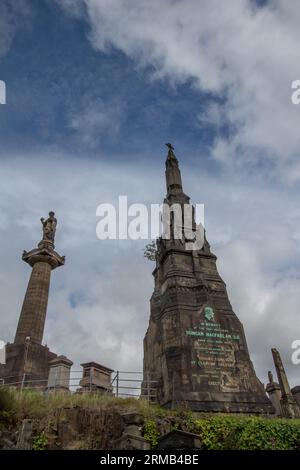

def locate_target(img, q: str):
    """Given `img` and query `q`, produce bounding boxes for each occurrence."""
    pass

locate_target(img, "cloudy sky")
[0,0,299,388]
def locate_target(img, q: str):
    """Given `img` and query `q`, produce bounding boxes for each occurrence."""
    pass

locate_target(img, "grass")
[1,387,300,450]
[0,386,155,419]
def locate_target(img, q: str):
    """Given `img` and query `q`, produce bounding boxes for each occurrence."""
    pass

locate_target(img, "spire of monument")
[165,143,184,197]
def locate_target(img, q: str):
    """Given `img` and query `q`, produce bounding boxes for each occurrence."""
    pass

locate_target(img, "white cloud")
[68,97,124,147]
[58,0,300,182]
[0,151,299,388]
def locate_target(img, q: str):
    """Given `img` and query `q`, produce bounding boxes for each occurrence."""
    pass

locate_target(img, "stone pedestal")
[266,381,281,416]
[47,355,73,391]
[79,362,113,393]
[113,412,150,450]
[2,341,57,388]
[291,386,300,410]
[272,348,300,418]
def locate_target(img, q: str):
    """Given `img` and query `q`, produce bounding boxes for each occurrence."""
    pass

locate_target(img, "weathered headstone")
[158,430,201,450]
[113,412,150,450]
[16,419,32,450]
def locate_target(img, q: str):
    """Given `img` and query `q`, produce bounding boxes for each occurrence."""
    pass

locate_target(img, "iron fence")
[0,370,158,403]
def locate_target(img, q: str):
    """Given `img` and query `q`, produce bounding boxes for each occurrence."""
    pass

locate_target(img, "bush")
[32,432,48,451]
[143,420,160,449]
[0,387,16,423]
[193,416,300,450]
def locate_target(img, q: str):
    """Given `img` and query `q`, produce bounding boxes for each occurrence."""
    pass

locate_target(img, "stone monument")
[271,348,300,418]
[79,362,113,394]
[47,355,73,392]
[143,145,274,413]
[0,212,66,387]
[265,371,282,415]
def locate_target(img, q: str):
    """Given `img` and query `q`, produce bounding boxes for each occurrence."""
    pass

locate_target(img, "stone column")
[0,212,65,387]
[15,262,52,344]
[265,371,281,416]
[271,348,300,418]
[14,238,64,346]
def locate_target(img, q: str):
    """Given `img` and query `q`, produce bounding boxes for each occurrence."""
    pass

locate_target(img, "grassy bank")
[1,387,300,450]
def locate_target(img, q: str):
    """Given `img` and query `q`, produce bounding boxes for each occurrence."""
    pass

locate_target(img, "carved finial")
[268,370,274,383]
[40,211,57,243]
[166,142,174,151]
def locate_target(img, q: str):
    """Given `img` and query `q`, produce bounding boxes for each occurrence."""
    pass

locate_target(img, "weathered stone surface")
[291,386,300,409]
[47,355,73,391]
[158,430,201,450]
[79,362,113,394]
[122,411,144,425]
[2,341,57,387]
[113,433,150,450]
[266,379,282,416]
[16,419,32,450]
[143,147,274,414]
[272,348,300,418]
[0,437,16,450]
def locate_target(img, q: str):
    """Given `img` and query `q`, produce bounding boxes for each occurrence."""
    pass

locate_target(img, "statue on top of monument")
[166,142,174,151]
[268,371,274,383]
[41,211,57,242]
[165,142,175,157]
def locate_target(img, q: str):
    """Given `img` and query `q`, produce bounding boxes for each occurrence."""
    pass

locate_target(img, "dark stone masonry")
[143,146,274,413]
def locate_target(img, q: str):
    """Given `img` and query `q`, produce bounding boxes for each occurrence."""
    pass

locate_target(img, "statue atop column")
[40,212,57,243]
[268,371,274,383]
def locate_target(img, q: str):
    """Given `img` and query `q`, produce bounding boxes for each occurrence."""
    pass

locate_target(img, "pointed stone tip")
[165,142,174,151]
[165,142,177,161]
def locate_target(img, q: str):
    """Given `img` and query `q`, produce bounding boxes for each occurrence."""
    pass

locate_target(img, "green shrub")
[0,387,17,423]
[143,419,160,449]
[193,416,300,450]
[32,432,48,451]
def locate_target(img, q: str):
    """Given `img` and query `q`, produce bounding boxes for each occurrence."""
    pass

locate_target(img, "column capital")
[22,246,65,270]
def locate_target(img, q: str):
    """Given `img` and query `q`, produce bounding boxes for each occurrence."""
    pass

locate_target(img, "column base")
[0,342,57,389]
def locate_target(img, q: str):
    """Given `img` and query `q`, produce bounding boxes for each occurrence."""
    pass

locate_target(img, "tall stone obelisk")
[143,145,274,413]
[0,212,65,386]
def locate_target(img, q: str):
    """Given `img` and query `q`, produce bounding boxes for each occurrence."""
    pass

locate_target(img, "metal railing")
[0,370,159,403]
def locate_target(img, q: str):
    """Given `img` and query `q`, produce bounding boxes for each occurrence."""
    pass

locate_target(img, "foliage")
[2,387,300,450]
[32,432,48,450]
[193,416,300,450]
[143,241,157,261]
[143,419,160,449]
[0,387,16,423]
[6,388,147,419]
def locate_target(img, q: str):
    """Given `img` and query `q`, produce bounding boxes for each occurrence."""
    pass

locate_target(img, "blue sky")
[0,0,300,387]
[0,0,218,161]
